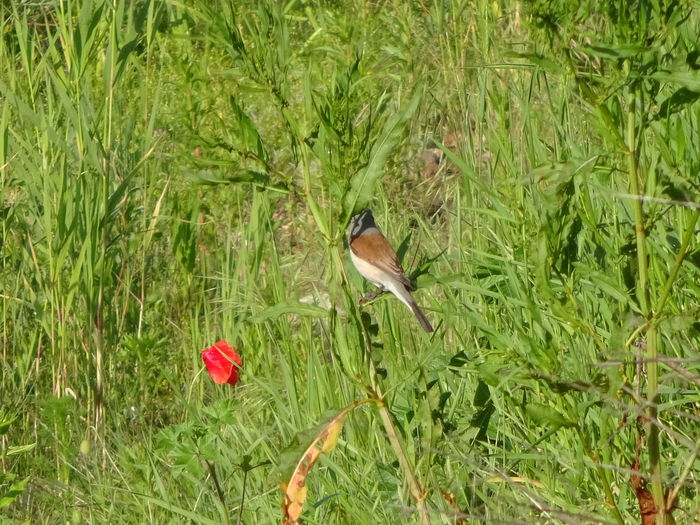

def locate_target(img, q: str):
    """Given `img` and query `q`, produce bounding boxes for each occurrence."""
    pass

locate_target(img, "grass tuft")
[1,1,699,523]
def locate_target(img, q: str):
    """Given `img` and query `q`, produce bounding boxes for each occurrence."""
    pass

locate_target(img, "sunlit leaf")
[250,302,329,323]
[5,443,36,457]
[651,70,700,92]
[0,476,29,510]
[524,403,575,430]
[279,403,367,524]
[342,89,421,219]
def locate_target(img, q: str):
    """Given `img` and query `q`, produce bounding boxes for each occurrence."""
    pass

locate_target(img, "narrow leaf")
[250,302,329,323]
[342,89,421,219]
[524,403,574,430]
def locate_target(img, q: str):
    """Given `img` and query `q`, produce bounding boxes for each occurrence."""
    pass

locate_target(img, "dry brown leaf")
[280,406,353,524]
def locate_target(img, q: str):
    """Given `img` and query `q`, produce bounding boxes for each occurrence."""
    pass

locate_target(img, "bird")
[347,209,434,332]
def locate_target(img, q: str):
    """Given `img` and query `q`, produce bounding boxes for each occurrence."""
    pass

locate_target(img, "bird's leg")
[359,288,388,305]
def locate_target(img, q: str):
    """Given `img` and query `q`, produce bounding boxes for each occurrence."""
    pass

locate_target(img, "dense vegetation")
[2,1,699,523]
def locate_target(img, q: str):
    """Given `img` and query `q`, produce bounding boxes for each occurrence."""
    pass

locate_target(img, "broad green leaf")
[573,263,632,305]
[0,418,15,435]
[230,96,267,163]
[342,89,421,219]
[525,403,575,430]
[651,71,700,92]
[0,476,29,509]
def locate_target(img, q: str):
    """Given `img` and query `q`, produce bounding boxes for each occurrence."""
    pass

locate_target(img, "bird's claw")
[359,289,387,305]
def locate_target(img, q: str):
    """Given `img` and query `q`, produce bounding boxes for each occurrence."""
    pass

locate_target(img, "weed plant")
[1,1,699,523]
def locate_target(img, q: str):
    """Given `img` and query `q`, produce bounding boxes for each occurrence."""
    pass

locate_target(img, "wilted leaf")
[484,476,543,487]
[280,403,367,524]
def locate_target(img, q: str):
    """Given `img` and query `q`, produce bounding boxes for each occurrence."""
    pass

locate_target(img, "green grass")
[2,1,700,523]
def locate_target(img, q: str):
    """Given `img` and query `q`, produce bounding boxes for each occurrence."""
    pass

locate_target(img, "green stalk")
[626,93,648,316]
[626,90,664,522]
[665,432,700,513]
[653,209,700,315]
[576,427,624,525]
[296,129,330,241]
[362,326,430,525]
[369,381,430,525]
[651,196,700,521]
[237,465,248,525]
[205,459,231,525]
[645,324,663,520]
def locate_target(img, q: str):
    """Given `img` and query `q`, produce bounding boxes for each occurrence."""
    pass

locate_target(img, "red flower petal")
[201,340,242,385]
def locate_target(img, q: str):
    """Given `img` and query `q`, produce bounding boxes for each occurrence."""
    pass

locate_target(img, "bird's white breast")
[350,249,386,288]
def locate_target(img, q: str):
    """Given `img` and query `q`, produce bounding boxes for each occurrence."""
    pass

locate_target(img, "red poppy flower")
[201,340,242,385]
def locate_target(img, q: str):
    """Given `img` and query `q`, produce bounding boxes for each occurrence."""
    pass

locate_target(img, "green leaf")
[477,361,504,388]
[186,169,267,185]
[125,493,218,525]
[524,403,575,430]
[573,263,632,305]
[5,443,36,457]
[507,51,564,74]
[250,302,330,323]
[657,87,700,116]
[342,89,422,219]
[651,70,700,92]
[0,418,15,436]
[0,476,29,509]
[230,96,267,163]
[201,399,238,425]
[578,44,647,59]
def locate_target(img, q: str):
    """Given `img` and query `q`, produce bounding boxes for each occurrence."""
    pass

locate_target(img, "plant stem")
[237,466,248,525]
[205,459,231,525]
[361,323,430,525]
[371,383,430,525]
[665,432,700,513]
[653,209,700,315]
[626,93,649,316]
[626,90,665,524]
[576,427,625,525]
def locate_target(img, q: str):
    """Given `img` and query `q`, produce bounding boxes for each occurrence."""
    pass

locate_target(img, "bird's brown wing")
[351,233,414,290]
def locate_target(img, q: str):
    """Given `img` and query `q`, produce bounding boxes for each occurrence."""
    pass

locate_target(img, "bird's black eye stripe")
[349,209,374,240]
[349,216,363,240]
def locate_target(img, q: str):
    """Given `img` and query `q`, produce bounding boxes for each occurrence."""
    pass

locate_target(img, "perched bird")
[347,209,434,332]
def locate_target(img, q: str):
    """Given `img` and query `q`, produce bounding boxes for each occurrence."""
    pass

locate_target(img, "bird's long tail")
[409,301,434,333]
[387,282,435,333]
